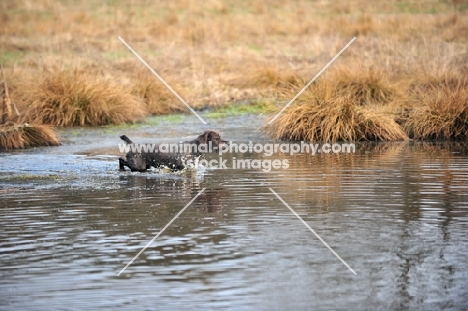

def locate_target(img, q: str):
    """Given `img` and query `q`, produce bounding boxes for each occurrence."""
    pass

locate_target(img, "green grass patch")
[103,50,132,60]
[395,2,441,14]
[101,113,188,133]
[146,114,186,125]
[248,44,265,54]
[0,51,25,65]
[206,100,276,119]
[1,174,62,182]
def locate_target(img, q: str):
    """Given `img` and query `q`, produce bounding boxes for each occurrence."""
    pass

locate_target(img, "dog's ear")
[201,131,210,144]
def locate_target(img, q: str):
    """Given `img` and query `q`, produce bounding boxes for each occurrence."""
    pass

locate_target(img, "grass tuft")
[266,79,408,142]
[405,75,468,140]
[19,68,147,127]
[0,123,60,149]
[131,70,186,115]
[333,68,396,105]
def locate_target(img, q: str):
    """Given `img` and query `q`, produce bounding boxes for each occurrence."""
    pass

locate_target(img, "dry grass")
[1,65,61,149]
[130,70,185,115]
[333,68,396,106]
[266,79,407,142]
[230,65,304,89]
[17,68,147,127]
[405,74,468,140]
[0,123,60,149]
[0,0,467,139]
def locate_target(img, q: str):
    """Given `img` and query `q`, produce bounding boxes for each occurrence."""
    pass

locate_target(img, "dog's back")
[119,131,227,172]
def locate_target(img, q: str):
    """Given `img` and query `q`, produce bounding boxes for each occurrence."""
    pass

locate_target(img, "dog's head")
[193,130,228,150]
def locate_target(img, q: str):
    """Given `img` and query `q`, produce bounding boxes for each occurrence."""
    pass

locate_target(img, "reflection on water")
[1,138,468,310]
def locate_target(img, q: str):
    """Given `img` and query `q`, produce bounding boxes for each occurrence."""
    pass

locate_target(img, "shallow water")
[1,114,468,310]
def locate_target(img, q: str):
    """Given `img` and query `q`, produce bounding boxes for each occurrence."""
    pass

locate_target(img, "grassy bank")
[1,0,467,141]
[0,123,60,149]
[265,69,468,141]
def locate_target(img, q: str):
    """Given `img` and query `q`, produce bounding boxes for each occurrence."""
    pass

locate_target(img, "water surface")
[1,114,467,310]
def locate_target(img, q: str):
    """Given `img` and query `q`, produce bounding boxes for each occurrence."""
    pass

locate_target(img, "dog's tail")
[120,135,133,144]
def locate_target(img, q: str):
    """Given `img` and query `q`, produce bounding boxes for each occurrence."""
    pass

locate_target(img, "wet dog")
[119,130,227,172]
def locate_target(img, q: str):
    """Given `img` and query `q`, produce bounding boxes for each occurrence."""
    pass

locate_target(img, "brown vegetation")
[0,0,467,140]
[405,74,468,140]
[19,68,147,127]
[0,123,60,149]
[1,65,60,149]
[333,68,396,106]
[130,70,186,115]
[266,78,408,142]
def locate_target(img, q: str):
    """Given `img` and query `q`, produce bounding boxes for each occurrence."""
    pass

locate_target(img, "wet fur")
[119,130,227,172]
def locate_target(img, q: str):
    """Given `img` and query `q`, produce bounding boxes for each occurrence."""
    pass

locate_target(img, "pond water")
[1,114,468,310]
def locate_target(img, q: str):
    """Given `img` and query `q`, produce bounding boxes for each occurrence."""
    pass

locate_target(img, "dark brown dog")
[119,130,228,172]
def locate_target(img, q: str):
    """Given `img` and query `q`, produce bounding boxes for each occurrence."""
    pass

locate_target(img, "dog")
[119,130,228,172]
